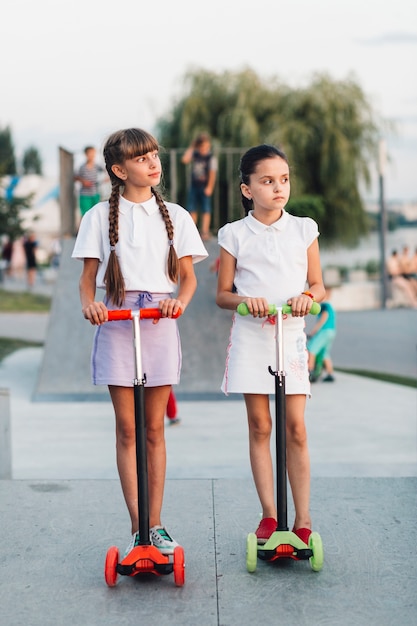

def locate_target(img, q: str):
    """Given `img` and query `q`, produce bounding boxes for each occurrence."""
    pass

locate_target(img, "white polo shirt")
[218,209,319,306]
[72,195,208,292]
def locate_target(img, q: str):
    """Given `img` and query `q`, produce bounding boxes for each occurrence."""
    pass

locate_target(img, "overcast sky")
[2,0,416,201]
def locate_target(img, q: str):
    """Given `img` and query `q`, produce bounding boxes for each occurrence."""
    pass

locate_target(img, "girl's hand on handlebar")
[156,298,184,324]
[82,301,108,325]
[241,297,270,318]
[287,294,314,317]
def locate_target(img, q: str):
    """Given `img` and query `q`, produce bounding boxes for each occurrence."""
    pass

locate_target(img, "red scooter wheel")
[173,546,185,587]
[104,546,119,587]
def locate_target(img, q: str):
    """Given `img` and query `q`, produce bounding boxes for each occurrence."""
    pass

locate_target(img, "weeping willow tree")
[156,68,382,245]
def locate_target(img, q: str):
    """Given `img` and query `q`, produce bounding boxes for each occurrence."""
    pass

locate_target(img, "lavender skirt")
[91,291,181,387]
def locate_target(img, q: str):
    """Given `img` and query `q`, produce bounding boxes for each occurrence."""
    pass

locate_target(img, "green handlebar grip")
[236,301,321,316]
[281,301,321,315]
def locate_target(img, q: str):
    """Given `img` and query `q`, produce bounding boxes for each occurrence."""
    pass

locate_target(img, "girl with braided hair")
[72,128,208,557]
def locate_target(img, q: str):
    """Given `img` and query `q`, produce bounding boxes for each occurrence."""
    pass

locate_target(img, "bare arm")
[287,238,325,315]
[79,257,108,325]
[216,247,270,317]
[158,255,197,319]
[205,168,216,196]
[181,146,194,165]
[309,310,329,335]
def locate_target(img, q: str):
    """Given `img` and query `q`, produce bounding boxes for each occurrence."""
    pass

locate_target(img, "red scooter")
[103,307,185,587]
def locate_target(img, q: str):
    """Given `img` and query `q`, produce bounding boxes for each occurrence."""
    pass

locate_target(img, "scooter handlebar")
[236,301,321,316]
[107,308,182,321]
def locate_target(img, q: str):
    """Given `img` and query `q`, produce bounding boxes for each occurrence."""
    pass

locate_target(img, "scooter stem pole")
[132,312,151,545]
[275,308,288,531]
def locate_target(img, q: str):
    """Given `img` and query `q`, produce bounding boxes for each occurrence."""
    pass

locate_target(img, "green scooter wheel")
[309,532,324,571]
[246,532,258,573]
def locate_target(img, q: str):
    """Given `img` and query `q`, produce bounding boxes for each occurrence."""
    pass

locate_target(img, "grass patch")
[0,288,51,312]
[336,368,416,389]
[0,338,43,363]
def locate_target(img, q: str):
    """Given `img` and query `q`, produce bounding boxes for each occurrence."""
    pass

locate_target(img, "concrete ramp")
[35,238,230,400]
[35,238,102,400]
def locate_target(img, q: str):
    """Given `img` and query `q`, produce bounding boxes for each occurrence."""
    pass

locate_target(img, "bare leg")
[27,268,36,288]
[109,384,171,534]
[286,394,311,530]
[308,351,316,372]
[323,357,334,375]
[244,394,277,520]
[201,212,211,239]
[189,211,198,225]
[393,276,417,307]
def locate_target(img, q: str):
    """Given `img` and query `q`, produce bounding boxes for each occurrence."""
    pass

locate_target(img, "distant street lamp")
[378,138,388,309]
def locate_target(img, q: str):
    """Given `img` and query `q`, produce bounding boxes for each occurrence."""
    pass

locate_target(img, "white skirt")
[91,291,181,387]
[221,313,310,396]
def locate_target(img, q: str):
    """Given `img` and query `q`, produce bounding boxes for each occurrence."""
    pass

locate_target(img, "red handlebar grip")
[107,308,182,321]
[139,308,163,319]
[139,308,182,319]
[107,310,132,321]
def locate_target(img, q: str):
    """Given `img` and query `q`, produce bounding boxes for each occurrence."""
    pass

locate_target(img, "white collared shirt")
[218,209,319,304]
[72,195,208,291]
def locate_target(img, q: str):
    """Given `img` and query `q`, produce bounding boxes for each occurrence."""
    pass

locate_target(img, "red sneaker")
[293,527,312,545]
[255,517,277,544]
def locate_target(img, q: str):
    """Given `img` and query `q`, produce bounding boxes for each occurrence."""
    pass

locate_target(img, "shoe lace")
[155,527,172,542]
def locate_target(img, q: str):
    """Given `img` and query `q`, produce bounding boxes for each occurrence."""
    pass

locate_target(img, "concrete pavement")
[1,338,416,625]
[1,347,416,480]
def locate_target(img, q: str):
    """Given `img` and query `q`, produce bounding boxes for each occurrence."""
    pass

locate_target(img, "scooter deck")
[246,530,323,572]
[258,530,312,562]
[105,543,185,586]
[117,544,174,577]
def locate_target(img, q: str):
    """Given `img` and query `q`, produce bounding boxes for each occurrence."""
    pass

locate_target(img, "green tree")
[156,68,381,245]
[0,126,17,176]
[0,194,33,241]
[276,74,380,244]
[22,146,43,175]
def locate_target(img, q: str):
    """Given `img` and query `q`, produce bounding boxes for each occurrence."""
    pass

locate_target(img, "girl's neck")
[122,186,153,204]
[251,207,283,225]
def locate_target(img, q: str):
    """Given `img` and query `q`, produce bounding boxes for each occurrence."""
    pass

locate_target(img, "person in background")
[399,245,417,295]
[166,389,180,425]
[1,236,14,278]
[23,232,38,289]
[410,247,417,279]
[307,287,337,382]
[74,146,105,217]
[181,132,217,240]
[386,249,417,308]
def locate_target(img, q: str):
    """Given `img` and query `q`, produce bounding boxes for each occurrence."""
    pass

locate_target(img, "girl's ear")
[111,164,127,180]
[240,183,251,200]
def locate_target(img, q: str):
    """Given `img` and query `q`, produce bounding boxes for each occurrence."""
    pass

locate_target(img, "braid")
[152,188,179,283]
[108,183,120,248]
[103,180,126,307]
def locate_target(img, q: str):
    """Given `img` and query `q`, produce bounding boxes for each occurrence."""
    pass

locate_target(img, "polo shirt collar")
[118,194,159,215]
[246,209,289,233]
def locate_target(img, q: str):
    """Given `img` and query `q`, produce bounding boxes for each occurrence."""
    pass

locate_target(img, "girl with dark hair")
[72,128,208,556]
[216,144,325,545]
